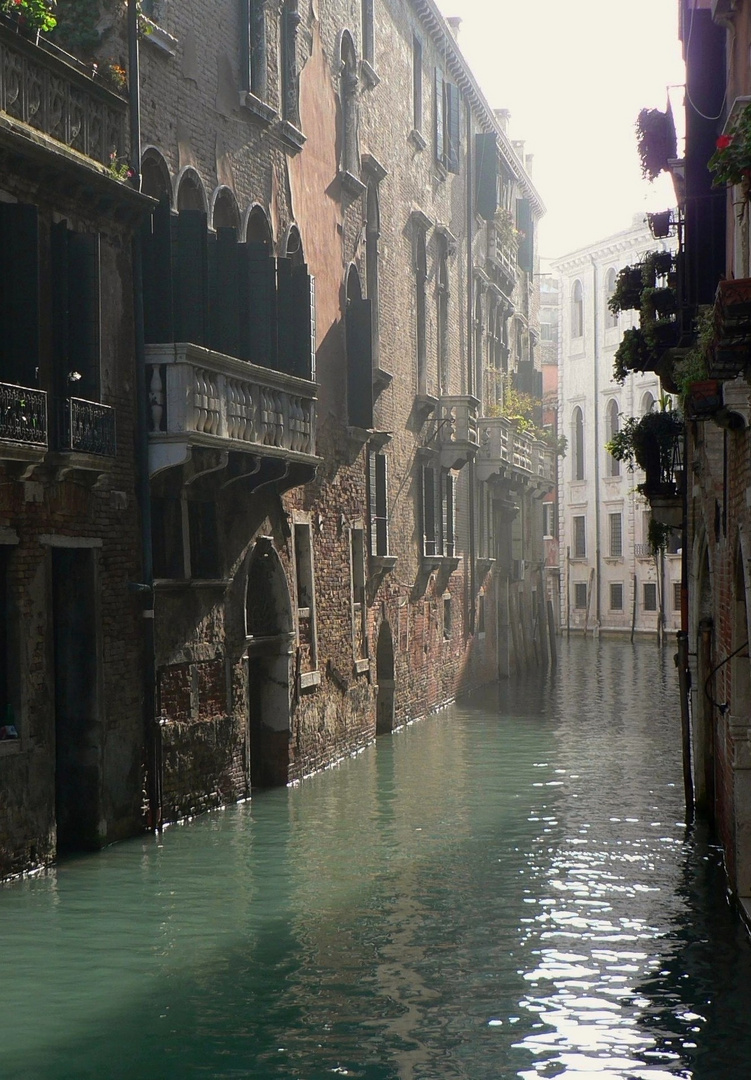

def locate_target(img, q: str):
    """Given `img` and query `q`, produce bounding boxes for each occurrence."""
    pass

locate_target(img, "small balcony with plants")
[487,209,519,294]
[609,250,680,386]
[606,402,684,527]
[476,381,557,496]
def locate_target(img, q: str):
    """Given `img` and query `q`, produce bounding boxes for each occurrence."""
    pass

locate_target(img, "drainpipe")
[589,256,602,627]
[466,98,476,634]
[128,0,161,828]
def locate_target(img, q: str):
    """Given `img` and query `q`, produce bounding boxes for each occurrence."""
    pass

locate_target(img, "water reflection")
[1,640,750,1079]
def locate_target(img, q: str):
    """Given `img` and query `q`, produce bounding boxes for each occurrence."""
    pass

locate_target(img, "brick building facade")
[1,0,553,873]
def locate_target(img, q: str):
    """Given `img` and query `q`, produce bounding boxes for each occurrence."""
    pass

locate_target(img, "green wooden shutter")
[68,231,101,402]
[516,198,534,273]
[445,81,461,173]
[172,209,208,346]
[0,203,40,386]
[276,256,294,374]
[434,68,445,166]
[142,198,175,344]
[346,296,373,429]
[475,132,498,220]
[208,227,241,358]
[243,242,276,367]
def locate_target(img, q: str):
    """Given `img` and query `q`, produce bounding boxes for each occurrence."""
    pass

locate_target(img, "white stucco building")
[553,218,681,638]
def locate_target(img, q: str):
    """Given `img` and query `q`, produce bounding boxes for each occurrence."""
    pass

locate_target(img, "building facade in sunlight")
[554,220,680,639]
[0,0,553,874]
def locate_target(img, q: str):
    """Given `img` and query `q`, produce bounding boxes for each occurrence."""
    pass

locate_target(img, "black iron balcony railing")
[61,397,116,456]
[0,382,47,446]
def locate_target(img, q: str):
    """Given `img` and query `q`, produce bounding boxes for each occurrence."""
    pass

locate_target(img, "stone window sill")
[140,19,178,56]
[279,120,306,152]
[409,128,427,151]
[300,670,321,690]
[354,658,370,674]
[340,170,367,197]
[240,92,278,126]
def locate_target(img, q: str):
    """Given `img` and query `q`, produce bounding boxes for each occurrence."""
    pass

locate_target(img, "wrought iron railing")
[0,382,47,446]
[61,397,116,455]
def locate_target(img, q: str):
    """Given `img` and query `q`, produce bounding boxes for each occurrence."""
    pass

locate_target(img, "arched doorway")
[245,539,294,787]
[375,621,395,735]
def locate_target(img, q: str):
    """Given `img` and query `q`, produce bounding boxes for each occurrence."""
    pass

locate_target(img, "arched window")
[286,225,304,268]
[605,267,617,329]
[572,406,584,481]
[141,149,172,203]
[571,279,584,339]
[211,187,240,231]
[340,32,360,180]
[642,391,656,415]
[606,398,620,477]
[246,205,272,247]
[176,169,207,213]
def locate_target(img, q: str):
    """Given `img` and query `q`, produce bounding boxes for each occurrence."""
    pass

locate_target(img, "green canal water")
[2,638,751,1079]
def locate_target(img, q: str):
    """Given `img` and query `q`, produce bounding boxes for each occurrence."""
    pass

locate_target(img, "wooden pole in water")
[547,599,557,664]
[676,630,694,820]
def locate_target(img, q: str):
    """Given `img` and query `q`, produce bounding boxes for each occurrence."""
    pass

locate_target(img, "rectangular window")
[350,527,367,663]
[434,69,461,173]
[443,594,452,639]
[152,494,185,579]
[442,470,455,558]
[478,593,486,636]
[422,464,437,557]
[243,0,268,99]
[609,512,623,558]
[52,223,101,404]
[362,0,374,65]
[412,36,423,134]
[643,582,658,612]
[574,582,587,610]
[573,515,586,558]
[543,502,555,538]
[294,523,318,672]
[610,582,623,611]
[368,451,389,556]
[673,581,682,611]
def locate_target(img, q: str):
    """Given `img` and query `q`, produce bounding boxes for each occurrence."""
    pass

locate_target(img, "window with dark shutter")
[475,133,498,220]
[209,227,242,359]
[441,470,455,557]
[142,198,174,345]
[242,0,268,99]
[172,210,209,347]
[422,464,437,557]
[346,294,373,429]
[188,500,220,579]
[242,242,277,367]
[51,222,101,403]
[516,198,534,273]
[434,68,445,166]
[281,0,301,127]
[445,81,461,173]
[0,203,40,388]
[369,452,389,556]
[412,37,423,135]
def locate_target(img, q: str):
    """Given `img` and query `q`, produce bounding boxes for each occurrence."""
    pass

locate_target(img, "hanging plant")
[605,407,683,497]
[708,102,751,187]
[641,249,674,286]
[608,266,643,316]
[636,107,677,182]
[613,327,653,383]
[647,518,673,556]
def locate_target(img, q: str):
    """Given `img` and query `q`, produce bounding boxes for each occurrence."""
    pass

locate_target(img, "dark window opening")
[188,500,220,579]
[369,451,389,556]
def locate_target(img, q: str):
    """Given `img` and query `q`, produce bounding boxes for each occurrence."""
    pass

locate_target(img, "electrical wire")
[684,0,729,123]
[704,638,749,711]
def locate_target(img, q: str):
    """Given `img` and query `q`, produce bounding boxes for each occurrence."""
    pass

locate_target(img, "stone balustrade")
[476,415,555,492]
[0,18,127,169]
[435,394,479,469]
[146,342,318,476]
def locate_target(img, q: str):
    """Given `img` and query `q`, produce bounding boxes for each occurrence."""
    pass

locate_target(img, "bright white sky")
[436,0,686,260]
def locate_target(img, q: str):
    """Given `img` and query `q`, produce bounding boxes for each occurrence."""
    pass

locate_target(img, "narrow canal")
[2,638,751,1080]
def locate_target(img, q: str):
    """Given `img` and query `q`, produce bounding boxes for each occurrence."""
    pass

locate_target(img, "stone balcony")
[146,343,319,490]
[476,416,555,494]
[487,225,518,295]
[434,395,479,469]
[0,18,127,171]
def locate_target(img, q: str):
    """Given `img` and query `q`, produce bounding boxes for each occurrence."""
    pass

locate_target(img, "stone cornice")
[550,221,677,272]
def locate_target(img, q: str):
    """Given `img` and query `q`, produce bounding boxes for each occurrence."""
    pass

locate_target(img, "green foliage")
[605,406,683,496]
[50,0,102,57]
[636,107,677,182]
[613,327,653,383]
[608,266,643,316]
[708,102,751,187]
[672,306,713,401]
[647,518,673,556]
[1,0,57,32]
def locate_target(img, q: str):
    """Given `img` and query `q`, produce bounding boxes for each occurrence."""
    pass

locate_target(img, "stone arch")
[605,397,620,477]
[141,147,172,204]
[284,223,305,267]
[375,620,396,735]
[175,166,208,213]
[245,538,294,787]
[210,186,241,231]
[244,203,273,247]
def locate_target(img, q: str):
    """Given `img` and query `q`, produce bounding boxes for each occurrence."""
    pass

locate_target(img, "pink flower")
[716,134,733,150]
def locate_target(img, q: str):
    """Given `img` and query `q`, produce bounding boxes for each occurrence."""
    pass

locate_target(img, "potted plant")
[605,405,683,501]
[1,0,57,32]
[613,327,653,383]
[641,249,674,285]
[636,107,677,182]
[608,266,644,315]
[708,102,751,187]
[647,211,673,239]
